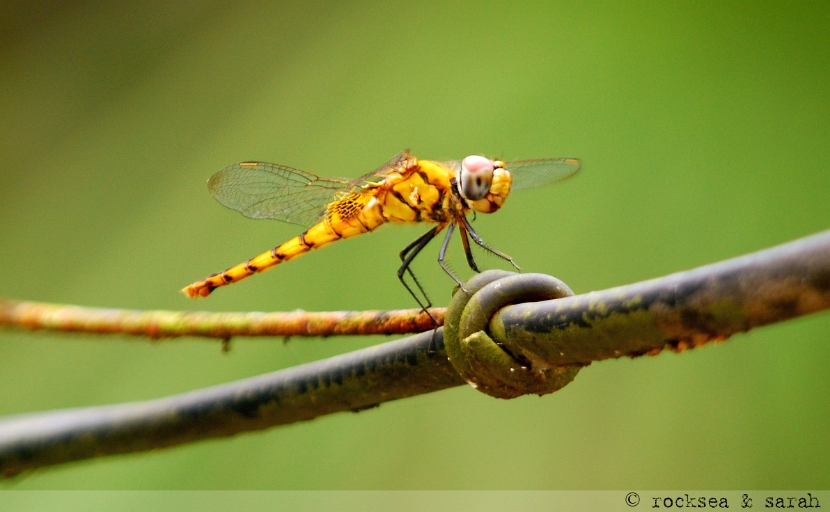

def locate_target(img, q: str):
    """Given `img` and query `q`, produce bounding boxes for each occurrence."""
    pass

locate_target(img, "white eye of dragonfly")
[459,155,495,201]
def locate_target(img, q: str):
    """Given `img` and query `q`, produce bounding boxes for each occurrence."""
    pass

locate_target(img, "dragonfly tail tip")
[181,283,210,299]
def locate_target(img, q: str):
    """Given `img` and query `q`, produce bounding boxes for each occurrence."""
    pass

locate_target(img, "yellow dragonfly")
[182,150,580,314]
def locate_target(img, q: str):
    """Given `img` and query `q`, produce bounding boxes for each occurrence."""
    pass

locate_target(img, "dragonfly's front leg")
[458,215,520,271]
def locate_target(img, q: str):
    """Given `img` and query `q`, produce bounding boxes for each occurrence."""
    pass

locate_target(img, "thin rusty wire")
[0,300,445,339]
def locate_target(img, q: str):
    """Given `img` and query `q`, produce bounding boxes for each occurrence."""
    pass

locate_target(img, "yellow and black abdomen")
[327,192,386,237]
[181,192,386,298]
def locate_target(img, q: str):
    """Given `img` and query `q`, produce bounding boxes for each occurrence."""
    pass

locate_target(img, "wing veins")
[506,157,581,191]
[204,152,409,227]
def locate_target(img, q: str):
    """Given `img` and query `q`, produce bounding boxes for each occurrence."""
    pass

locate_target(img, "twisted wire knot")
[443,270,585,399]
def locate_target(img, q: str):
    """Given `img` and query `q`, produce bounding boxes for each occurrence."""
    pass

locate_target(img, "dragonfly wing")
[506,157,581,191]
[351,149,413,188]
[208,162,352,227]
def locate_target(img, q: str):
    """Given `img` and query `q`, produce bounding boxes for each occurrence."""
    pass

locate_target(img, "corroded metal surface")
[491,231,830,365]
[0,302,444,339]
[0,329,462,477]
[443,271,582,399]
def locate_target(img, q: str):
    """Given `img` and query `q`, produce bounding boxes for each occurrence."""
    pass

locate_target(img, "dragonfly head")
[459,155,495,201]
[459,155,512,213]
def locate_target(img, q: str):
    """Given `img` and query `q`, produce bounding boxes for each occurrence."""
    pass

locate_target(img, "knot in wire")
[443,270,584,399]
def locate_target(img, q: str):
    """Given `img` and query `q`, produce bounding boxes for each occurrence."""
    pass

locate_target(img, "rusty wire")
[0,301,443,339]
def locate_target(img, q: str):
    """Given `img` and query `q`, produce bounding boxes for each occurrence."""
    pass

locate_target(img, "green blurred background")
[0,0,828,490]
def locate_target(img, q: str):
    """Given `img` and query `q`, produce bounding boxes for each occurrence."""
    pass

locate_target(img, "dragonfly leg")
[459,215,521,271]
[457,221,481,273]
[438,221,467,290]
[397,225,446,347]
[398,225,445,310]
[399,226,437,263]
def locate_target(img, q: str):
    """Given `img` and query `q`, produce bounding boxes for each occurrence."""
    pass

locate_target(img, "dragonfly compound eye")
[459,155,495,201]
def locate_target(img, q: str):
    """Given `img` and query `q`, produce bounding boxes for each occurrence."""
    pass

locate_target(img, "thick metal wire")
[0,329,461,477]
[491,230,830,365]
[0,230,828,476]
[442,270,581,398]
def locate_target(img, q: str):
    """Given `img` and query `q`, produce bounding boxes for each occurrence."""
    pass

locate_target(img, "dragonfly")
[181,150,581,319]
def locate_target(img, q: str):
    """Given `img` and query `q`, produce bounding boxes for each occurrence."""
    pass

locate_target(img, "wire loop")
[444,270,584,398]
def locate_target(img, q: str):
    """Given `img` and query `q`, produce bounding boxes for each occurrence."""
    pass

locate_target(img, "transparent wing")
[350,149,412,188]
[207,161,353,228]
[506,157,581,191]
